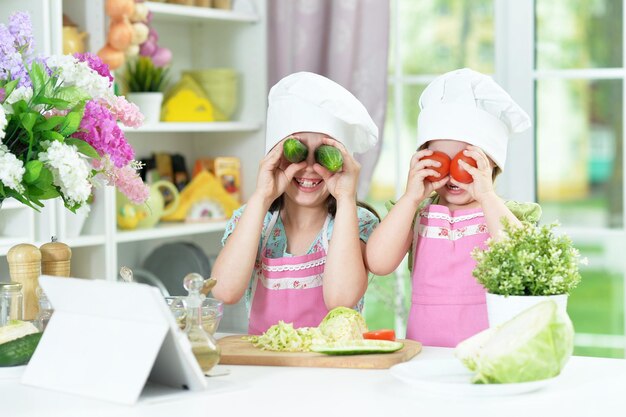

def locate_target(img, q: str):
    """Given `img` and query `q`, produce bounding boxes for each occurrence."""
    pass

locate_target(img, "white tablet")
[21,275,207,405]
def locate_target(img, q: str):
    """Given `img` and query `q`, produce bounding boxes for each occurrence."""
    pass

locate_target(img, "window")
[365,0,626,358]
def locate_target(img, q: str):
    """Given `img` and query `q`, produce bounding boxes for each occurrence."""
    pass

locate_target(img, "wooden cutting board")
[217,335,422,369]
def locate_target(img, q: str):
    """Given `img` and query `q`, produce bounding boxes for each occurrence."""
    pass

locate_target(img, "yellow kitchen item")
[162,75,215,122]
[184,69,237,121]
[161,170,239,221]
[63,26,88,55]
[117,204,143,230]
[117,180,180,229]
[213,157,241,202]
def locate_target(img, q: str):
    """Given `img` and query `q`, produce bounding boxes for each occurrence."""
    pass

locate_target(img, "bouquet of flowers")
[0,11,148,212]
[471,220,586,296]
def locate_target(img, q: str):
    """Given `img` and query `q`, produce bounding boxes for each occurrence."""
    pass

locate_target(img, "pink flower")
[73,100,134,167]
[93,157,148,204]
[108,95,144,128]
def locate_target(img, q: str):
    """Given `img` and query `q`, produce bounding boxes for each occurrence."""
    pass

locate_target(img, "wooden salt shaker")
[7,243,41,321]
[40,237,72,277]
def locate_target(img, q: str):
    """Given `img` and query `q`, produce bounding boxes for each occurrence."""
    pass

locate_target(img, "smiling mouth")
[446,183,461,191]
[295,178,322,188]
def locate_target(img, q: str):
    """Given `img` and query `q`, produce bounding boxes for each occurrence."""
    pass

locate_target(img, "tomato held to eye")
[363,329,396,341]
[419,151,450,182]
[450,151,478,183]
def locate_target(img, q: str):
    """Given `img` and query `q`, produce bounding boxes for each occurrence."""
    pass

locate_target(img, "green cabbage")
[455,300,574,384]
[318,307,368,343]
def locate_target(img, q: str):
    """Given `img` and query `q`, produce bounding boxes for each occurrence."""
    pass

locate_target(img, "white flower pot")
[127,92,164,124]
[485,293,568,327]
[65,205,91,238]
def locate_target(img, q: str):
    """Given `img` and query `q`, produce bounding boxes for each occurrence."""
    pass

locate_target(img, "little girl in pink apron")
[366,68,540,347]
[212,72,380,334]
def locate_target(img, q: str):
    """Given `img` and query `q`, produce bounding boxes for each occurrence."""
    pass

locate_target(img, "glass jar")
[0,282,23,326]
[35,287,54,331]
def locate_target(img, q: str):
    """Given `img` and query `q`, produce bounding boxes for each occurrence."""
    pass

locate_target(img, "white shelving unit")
[0,0,267,295]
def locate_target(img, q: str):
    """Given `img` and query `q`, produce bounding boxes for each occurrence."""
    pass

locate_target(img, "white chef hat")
[265,72,378,155]
[416,68,531,169]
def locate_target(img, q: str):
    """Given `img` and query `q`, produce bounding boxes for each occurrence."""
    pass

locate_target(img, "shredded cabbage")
[245,321,325,352]
[245,307,368,352]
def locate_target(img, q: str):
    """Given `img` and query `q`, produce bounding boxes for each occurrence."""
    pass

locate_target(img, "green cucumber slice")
[314,145,343,172]
[283,138,309,163]
[311,339,404,355]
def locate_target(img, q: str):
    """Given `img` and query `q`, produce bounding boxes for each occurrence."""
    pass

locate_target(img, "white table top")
[2,338,625,417]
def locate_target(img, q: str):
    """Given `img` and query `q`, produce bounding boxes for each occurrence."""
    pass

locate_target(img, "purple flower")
[72,100,135,168]
[0,17,31,87]
[0,88,5,103]
[8,12,34,58]
[74,52,114,86]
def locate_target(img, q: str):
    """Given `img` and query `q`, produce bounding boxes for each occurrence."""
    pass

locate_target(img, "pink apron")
[248,211,331,335]
[406,204,489,347]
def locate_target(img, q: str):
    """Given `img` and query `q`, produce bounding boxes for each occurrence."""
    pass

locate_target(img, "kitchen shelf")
[63,235,107,248]
[146,1,259,23]
[121,121,262,133]
[115,221,228,243]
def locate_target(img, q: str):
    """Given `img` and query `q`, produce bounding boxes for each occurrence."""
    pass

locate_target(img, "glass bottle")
[35,287,54,332]
[183,273,221,373]
[0,282,23,326]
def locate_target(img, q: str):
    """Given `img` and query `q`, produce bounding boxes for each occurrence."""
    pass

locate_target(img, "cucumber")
[283,137,308,163]
[311,339,404,355]
[0,332,43,367]
[314,145,343,172]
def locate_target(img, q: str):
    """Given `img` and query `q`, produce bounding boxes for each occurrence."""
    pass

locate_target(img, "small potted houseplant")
[122,56,170,124]
[472,220,585,327]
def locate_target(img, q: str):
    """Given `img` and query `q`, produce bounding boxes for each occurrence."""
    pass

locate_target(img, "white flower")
[0,144,25,192]
[46,55,115,105]
[2,86,33,114]
[38,140,92,206]
[0,106,6,141]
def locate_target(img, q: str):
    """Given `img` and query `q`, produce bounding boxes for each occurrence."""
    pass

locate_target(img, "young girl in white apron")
[366,68,540,347]
[212,72,380,334]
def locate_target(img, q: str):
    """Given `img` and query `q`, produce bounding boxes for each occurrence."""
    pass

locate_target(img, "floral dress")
[222,205,379,314]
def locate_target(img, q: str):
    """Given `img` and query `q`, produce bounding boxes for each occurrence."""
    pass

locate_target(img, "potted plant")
[122,56,170,124]
[471,220,585,327]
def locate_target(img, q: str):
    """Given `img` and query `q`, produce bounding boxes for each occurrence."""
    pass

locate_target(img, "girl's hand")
[405,149,449,204]
[451,145,496,202]
[253,138,306,205]
[313,138,359,202]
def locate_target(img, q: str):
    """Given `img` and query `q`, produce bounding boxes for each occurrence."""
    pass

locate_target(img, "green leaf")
[19,112,38,132]
[33,115,64,132]
[58,111,83,136]
[33,166,54,188]
[32,96,71,109]
[41,130,65,142]
[2,79,19,103]
[55,86,90,108]
[28,62,47,95]
[65,137,100,159]
[23,160,43,184]
[11,100,28,115]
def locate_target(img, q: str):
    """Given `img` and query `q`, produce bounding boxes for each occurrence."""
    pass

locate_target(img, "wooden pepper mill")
[40,237,72,277]
[7,243,41,321]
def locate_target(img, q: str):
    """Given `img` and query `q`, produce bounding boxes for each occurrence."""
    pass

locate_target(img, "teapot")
[116,180,180,230]
[63,26,88,55]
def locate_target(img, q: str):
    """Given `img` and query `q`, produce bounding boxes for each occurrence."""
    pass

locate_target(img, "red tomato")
[419,151,450,182]
[363,329,396,341]
[450,151,478,183]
